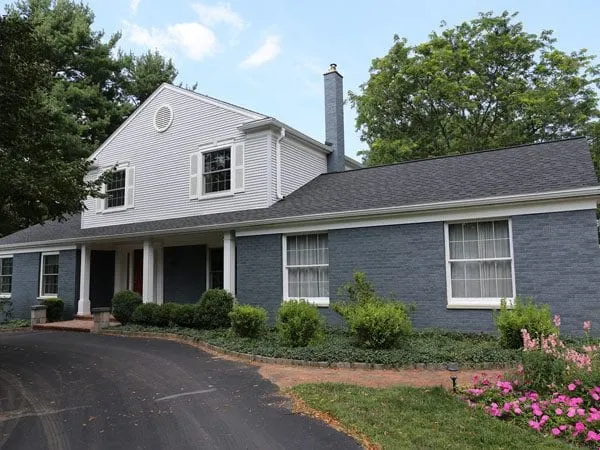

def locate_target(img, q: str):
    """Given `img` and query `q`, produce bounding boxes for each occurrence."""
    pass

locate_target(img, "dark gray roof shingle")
[1,138,596,247]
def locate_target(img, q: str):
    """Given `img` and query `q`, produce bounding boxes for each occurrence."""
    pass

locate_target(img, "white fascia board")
[0,245,77,256]
[240,118,332,154]
[88,84,264,162]
[0,187,598,249]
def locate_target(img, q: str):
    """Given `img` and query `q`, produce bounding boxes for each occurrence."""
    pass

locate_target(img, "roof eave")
[240,118,332,154]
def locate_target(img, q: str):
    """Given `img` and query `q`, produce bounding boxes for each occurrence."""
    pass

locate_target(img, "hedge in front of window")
[41,298,64,322]
[494,297,557,349]
[229,305,267,338]
[276,300,324,347]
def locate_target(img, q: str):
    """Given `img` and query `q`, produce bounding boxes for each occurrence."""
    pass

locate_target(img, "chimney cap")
[324,63,342,77]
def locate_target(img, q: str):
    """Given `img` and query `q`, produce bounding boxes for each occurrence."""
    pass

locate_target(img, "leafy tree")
[6,0,178,149]
[350,11,600,167]
[0,15,103,236]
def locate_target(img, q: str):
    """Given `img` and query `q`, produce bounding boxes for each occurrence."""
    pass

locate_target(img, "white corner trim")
[276,128,285,200]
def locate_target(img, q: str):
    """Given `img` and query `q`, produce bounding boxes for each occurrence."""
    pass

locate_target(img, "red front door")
[133,249,143,295]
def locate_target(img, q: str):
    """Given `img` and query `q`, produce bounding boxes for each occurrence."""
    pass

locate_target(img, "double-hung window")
[283,234,329,306]
[39,253,59,298]
[445,220,514,308]
[203,148,231,194]
[105,169,126,208]
[0,257,13,297]
[96,166,135,213]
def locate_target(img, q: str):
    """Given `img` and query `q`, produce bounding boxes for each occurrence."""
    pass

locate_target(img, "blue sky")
[5,1,600,159]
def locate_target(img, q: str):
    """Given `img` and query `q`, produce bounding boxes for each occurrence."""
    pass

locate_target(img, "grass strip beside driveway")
[290,383,573,450]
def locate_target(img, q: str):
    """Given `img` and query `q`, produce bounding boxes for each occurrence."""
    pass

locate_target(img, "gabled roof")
[0,138,597,247]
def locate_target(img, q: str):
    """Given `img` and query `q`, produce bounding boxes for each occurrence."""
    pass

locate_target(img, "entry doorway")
[208,247,224,289]
[133,249,143,295]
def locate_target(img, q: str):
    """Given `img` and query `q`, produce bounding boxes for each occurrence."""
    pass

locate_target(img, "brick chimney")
[324,63,345,172]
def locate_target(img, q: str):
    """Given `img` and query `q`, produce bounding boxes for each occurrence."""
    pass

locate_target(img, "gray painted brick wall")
[236,234,282,321]
[10,253,40,319]
[235,209,600,334]
[164,245,206,303]
[58,249,79,319]
[513,209,600,334]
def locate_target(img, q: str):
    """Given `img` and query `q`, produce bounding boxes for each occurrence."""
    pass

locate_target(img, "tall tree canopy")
[350,11,600,167]
[6,0,178,150]
[0,0,178,236]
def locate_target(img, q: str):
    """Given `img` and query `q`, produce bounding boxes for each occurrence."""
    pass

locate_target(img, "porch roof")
[0,137,598,247]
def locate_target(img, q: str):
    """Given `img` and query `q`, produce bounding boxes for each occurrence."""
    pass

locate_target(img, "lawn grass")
[0,319,29,330]
[291,383,573,449]
[116,325,521,367]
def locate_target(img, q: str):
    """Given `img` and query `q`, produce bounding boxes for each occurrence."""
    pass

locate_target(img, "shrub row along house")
[0,64,599,334]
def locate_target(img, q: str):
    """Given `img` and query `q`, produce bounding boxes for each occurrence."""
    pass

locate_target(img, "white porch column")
[77,244,91,316]
[142,239,155,303]
[154,243,164,304]
[223,232,236,295]
[113,248,128,294]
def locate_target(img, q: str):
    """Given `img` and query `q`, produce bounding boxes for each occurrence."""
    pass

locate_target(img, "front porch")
[76,230,237,316]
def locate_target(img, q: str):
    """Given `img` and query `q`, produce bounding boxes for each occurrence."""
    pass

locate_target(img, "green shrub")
[521,350,566,393]
[112,290,142,325]
[276,300,324,347]
[346,301,412,349]
[171,304,200,328]
[198,289,234,329]
[229,305,267,338]
[152,303,175,327]
[41,298,64,322]
[494,297,557,349]
[131,303,160,326]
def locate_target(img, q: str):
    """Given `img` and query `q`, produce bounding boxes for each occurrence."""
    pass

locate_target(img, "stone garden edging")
[99,328,517,371]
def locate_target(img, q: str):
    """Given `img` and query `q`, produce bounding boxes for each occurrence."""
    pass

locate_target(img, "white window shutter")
[95,184,105,214]
[233,142,245,193]
[125,167,135,208]
[189,153,199,198]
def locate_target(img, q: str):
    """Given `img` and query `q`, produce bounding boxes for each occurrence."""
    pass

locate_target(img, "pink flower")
[586,430,600,442]
[555,408,563,415]
[559,425,567,431]
[529,420,541,431]
[568,383,577,391]
[468,388,484,396]
[577,408,586,416]
[584,321,592,332]
[574,421,586,435]
[551,427,561,436]
[568,407,577,418]
[553,315,561,327]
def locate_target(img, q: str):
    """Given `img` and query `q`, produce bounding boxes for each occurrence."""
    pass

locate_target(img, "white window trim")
[39,252,60,299]
[98,162,134,214]
[444,219,516,309]
[199,145,233,198]
[282,234,330,307]
[0,255,13,298]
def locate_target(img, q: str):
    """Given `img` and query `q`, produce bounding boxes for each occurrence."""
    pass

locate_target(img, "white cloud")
[129,0,141,13]
[124,21,217,61]
[240,35,281,69]
[191,3,246,31]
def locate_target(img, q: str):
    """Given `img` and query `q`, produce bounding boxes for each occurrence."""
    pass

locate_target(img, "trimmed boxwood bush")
[171,304,200,328]
[41,298,64,322]
[229,305,267,338]
[346,301,412,349]
[198,289,234,329]
[494,297,557,349]
[112,290,142,325]
[276,300,324,347]
[131,303,159,326]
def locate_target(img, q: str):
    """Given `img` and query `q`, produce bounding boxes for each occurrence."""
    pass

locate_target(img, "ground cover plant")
[291,383,570,449]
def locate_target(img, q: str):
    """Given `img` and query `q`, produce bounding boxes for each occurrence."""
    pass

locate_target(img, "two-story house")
[1,65,600,334]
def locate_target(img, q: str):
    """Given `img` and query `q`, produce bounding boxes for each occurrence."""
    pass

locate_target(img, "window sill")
[100,206,129,214]
[37,295,59,300]
[194,191,236,201]
[447,298,514,310]
[284,297,329,307]
[0,294,11,299]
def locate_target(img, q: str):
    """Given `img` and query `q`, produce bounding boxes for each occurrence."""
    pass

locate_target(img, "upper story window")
[283,233,329,306]
[203,148,231,194]
[106,169,126,208]
[96,166,135,213]
[0,257,13,297]
[39,253,59,298]
[189,142,245,199]
[445,219,515,309]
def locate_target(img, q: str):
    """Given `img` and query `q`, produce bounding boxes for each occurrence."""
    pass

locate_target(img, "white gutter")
[275,128,285,199]
[1,186,599,251]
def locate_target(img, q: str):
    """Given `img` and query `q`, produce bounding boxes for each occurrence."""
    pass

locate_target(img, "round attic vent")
[153,104,173,132]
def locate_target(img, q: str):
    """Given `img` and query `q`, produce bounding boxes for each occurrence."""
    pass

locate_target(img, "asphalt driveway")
[0,331,359,450]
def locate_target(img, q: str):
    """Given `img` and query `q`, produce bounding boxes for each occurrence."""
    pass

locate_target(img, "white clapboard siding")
[81,87,269,229]
[280,135,328,198]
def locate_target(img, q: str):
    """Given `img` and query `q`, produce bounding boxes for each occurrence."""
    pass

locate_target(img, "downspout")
[276,128,285,199]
